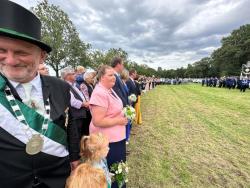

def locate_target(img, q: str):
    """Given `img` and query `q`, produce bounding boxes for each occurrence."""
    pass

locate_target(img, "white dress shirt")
[9,73,45,115]
[67,81,86,109]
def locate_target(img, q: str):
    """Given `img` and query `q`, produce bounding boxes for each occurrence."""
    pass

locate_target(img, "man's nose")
[4,52,17,65]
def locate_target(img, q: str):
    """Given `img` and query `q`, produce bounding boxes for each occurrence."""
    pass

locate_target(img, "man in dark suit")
[61,67,90,161]
[111,57,129,107]
[126,69,138,107]
[0,1,75,187]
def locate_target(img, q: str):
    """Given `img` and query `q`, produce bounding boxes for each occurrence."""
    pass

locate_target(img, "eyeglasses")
[39,68,49,71]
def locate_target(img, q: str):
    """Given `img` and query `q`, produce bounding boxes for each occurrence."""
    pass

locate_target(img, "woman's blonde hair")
[66,163,107,188]
[76,66,85,74]
[80,133,109,163]
[96,65,113,82]
[120,69,129,81]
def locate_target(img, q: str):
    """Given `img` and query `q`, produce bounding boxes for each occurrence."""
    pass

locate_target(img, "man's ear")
[40,51,47,64]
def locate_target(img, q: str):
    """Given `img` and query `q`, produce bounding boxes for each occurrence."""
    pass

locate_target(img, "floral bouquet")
[128,94,137,102]
[110,161,129,188]
[122,105,136,120]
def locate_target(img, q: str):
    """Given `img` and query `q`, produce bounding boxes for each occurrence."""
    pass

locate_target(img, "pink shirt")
[89,83,126,143]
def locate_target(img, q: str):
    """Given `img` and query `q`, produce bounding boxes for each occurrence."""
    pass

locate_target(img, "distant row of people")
[202,77,250,92]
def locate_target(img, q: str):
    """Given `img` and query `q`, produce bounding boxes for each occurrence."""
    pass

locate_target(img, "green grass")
[127,84,250,188]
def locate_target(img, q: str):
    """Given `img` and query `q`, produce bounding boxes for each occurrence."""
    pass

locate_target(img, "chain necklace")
[4,85,50,155]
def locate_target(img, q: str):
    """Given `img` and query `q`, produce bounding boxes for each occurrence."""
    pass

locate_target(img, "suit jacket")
[0,75,72,188]
[112,74,128,107]
[126,78,137,96]
[135,81,141,96]
[41,76,80,162]
[69,85,87,119]
[126,78,138,107]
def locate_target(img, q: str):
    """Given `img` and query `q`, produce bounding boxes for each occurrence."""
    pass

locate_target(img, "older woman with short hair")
[77,72,96,136]
[80,72,96,100]
[89,65,128,188]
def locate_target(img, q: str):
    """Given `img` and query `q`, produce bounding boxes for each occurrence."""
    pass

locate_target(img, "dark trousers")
[126,120,132,141]
[81,111,91,136]
[107,139,126,188]
[75,114,91,138]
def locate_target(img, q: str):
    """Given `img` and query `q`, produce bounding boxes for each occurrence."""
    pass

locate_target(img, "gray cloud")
[13,0,250,69]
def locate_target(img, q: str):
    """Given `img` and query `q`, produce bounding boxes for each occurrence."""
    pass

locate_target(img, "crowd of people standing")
[40,61,147,187]
[0,1,163,187]
[202,77,250,92]
[60,58,158,187]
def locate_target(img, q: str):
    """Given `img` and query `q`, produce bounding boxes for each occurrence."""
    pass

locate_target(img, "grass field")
[127,84,250,188]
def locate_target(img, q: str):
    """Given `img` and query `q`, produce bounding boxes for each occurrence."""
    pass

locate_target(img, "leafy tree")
[32,0,90,77]
[176,68,184,78]
[90,48,129,70]
[105,48,128,65]
[211,24,250,76]
[184,64,194,78]
[192,57,212,77]
[89,50,106,70]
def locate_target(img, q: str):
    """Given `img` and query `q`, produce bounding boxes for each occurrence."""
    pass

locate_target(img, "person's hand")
[116,117,128,126]
[70,160,80,171]
[81,101,89,108]
[109,172,115,177]
[83,101,89,108]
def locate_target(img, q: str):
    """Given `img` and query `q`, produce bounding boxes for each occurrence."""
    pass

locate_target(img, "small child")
[80,133,111,188]
[66,163,107,188]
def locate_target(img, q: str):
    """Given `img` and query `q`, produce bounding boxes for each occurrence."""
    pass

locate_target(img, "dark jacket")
[69,85,87,119]
[112,74,128,106]
[126,78,137,96]
[126,78,138,106]
[135,81,141,96]
[0,75,72,188]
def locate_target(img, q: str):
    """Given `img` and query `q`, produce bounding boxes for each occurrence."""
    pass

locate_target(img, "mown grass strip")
[127,84,250,188]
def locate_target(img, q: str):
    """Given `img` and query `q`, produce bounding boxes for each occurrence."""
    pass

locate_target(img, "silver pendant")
[26,134,44,155]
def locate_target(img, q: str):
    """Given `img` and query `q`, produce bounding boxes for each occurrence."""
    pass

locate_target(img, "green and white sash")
[0,76,68,157]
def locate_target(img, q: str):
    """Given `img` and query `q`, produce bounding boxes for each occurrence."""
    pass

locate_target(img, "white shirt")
[67,81,86,109]
[9,73,45,115]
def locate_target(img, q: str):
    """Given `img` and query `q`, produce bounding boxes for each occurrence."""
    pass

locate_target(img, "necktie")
[22,83,32,104]
[21,83,45,115]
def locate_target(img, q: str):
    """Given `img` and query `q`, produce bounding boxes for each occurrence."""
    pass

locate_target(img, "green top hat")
[0,0,52,53]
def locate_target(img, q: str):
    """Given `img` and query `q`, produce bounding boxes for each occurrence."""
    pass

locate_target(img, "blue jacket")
[112,74,129,107]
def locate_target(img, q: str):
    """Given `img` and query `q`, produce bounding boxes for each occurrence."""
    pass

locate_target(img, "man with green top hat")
[0,0,80,187]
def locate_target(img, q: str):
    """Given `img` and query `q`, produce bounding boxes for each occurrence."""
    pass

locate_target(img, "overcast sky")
[12,0,250,70]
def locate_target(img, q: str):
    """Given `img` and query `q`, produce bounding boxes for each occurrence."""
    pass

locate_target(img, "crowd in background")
[144,76,250,93]
[201,77,250,92]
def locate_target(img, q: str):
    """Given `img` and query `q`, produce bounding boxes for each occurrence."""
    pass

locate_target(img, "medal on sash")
[4,86,50,155]
[26,134,44,155]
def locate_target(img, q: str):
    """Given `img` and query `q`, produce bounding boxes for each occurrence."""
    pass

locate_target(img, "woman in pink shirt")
[89,65,128,187]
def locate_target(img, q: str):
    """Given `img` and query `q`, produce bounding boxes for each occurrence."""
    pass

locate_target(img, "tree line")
[32,0,250,78]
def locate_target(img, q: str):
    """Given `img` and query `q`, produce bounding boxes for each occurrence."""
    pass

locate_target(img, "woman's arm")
[91,106,128,128]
